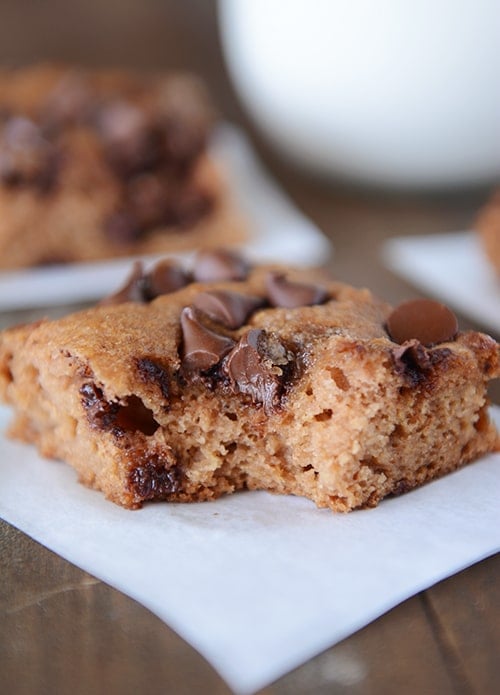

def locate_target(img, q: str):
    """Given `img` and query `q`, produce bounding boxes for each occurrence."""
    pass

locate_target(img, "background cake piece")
[0,64,246,269]
[0,253,498,511]
[475,188,500,276]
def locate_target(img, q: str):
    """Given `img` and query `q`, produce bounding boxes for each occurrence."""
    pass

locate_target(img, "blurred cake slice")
[0,64,246,269]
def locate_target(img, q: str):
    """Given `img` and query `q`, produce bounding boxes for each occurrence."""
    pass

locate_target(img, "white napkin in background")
[382,232,499,335]
[1,405,499,694]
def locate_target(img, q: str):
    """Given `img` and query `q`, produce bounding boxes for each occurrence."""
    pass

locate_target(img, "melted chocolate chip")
[192,290,264,329]
[387,299,458,347]
[391,339,431,384]
[392,341,453,388]
[129,456,182,501]
[180,306,235,372]
[266,272,328,308]
[192,249,249,283]
[136,357,170,401]
[143,259,190,299]
[0,116,59,191]
[222,328,287,411]
[80,382,120,429]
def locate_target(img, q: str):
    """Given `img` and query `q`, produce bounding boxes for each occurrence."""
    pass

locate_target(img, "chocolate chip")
[129,456,182,501]
[143,259,190,299]
[266,272,328,308]
[96,100,161,177]
[192,249,249,283]
[0,116,59,191]
[222,328,288,410]
[102,259,190,305]
[100,261,147,305]
[387,299,458,347]
[180,306,235,373]
[192,290,264,329]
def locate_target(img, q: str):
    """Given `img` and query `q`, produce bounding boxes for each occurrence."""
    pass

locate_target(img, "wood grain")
[1,521,231,695]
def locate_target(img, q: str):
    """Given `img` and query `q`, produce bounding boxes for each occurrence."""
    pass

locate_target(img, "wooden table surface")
[0,3,498,694]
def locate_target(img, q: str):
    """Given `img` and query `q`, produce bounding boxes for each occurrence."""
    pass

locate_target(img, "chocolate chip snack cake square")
[0,250,499,511]
[0,64,245,269]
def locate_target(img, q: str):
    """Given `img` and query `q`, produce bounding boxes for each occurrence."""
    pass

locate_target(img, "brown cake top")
[3,249,494,420]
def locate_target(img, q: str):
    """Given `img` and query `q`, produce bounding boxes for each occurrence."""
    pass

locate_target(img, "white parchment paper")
[1,405,499,694]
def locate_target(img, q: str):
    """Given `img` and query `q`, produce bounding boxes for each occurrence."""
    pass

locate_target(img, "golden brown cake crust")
[1,254,499,511]
[0,64,246,269]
